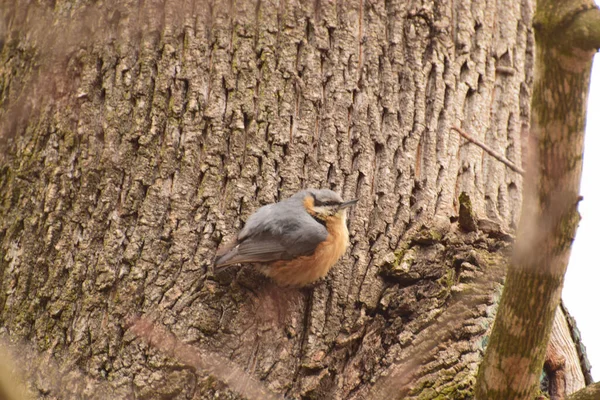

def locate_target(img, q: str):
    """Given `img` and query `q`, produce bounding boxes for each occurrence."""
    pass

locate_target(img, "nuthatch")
[215,189,358,287]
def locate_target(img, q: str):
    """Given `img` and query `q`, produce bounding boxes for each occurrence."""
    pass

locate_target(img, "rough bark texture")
[0,0,584,399]
[544,306,586,399]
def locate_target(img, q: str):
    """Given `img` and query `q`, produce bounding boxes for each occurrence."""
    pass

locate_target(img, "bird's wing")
[214,231,290,267]
[215,202,328,267]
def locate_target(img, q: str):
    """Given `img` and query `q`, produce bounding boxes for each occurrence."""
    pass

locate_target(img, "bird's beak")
[338,199,358,210]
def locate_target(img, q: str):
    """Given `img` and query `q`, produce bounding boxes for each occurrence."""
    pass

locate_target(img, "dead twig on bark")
[451,126,525,175]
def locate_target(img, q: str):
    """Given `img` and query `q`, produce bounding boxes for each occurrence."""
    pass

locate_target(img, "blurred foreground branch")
[130,318,283,400]
[474,1,600,398]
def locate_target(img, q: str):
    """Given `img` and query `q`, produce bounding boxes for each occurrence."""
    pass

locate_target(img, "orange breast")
[264,216,350,286]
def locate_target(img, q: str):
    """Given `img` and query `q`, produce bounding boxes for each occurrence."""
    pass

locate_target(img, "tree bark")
[0,0,590,399]
[544,305,587,399]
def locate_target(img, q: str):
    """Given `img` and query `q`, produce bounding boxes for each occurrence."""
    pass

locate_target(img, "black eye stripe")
[313,199,340,207]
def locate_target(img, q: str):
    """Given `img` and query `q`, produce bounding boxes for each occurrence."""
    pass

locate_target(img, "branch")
[567,382,600,400]
[450,126,525,175]
[474,0,597,398]
[130,318,284,400]
[566,6,600,50]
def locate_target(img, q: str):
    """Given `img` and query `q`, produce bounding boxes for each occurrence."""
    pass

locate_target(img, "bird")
[214,189,358,287]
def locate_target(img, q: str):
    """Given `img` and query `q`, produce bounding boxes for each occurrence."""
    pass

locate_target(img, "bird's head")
[303,189,358,221]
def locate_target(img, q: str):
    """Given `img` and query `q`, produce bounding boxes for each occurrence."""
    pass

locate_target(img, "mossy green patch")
[458,192,478,232]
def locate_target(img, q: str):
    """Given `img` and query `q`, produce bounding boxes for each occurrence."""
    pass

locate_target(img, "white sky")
[563,53,600,382]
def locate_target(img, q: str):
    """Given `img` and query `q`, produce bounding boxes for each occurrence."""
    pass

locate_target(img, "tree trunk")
[0,0,589,399]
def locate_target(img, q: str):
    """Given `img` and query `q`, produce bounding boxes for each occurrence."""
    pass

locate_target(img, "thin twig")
[451,126,525,175]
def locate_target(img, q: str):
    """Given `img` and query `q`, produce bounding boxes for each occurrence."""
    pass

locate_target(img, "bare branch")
[566,6,600,50]
[473,0,595,397]
[130,318,284,400]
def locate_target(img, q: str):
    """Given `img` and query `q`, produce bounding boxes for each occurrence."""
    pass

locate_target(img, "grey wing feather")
[215,196,328,267]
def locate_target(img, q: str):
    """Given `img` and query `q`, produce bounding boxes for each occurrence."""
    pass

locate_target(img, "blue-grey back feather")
[214,190,329,267]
